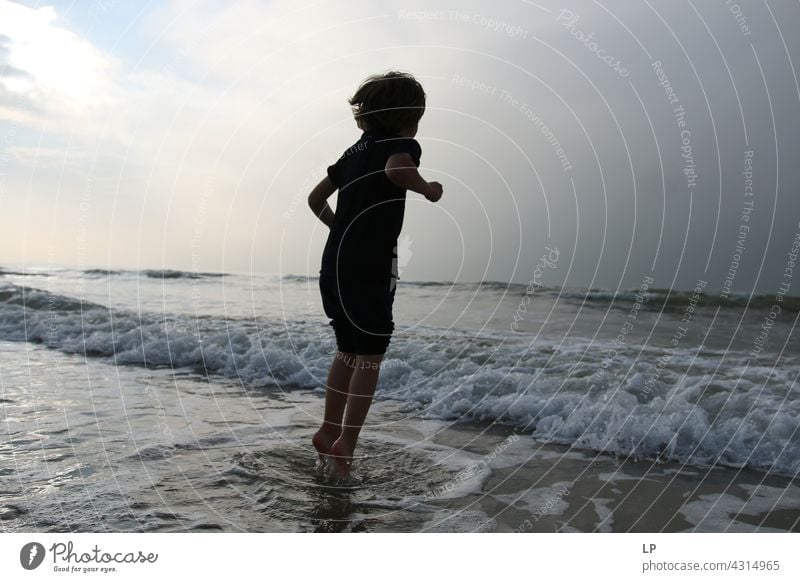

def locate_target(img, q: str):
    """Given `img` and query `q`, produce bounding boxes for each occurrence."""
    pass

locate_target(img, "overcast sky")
[1,0,798,294]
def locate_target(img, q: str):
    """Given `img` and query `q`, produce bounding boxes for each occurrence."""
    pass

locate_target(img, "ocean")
[1,264,799,532]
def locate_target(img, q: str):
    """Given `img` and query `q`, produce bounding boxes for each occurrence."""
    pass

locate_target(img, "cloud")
[0,1,117,115]
[0,33,33,81]
[0,0,798,295]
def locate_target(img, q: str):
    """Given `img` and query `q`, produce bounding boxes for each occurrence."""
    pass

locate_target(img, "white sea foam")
[2,281,799,477]
[495,481,574,522]
[679,483,800,531]
[590,498,615,532]
[422,509,496,532]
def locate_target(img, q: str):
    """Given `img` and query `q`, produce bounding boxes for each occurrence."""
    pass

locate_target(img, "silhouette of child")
[308,71,442,479]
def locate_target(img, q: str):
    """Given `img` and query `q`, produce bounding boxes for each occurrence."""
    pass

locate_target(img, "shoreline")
[2,339,798,533]
[289,395,800,532]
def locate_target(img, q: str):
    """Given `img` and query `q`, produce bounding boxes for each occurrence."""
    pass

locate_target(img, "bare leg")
[313,351,356,465]
[330,354,383,479]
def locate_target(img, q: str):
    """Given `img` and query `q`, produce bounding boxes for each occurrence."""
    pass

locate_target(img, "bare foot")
[312,427,339,468]
[329,437,354,480]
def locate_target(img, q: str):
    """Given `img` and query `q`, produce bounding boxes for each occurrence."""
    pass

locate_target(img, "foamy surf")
[1,277,799,478]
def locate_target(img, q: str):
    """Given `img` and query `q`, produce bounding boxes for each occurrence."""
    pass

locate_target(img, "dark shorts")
[319,271,396,355]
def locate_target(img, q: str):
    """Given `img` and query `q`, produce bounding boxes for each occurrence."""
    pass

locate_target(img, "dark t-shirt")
[321,130,422,287]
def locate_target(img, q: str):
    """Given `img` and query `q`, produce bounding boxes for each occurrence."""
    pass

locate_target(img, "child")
[307,71,442,480]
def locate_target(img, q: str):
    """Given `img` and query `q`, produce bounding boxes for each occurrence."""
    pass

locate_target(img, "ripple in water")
[226,440,461,532]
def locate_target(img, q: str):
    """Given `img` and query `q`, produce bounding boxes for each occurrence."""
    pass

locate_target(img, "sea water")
[1,265,799,531]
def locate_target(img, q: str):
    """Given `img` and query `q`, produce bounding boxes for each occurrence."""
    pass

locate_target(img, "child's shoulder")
[367,131,422,165]
[331,131,421,171]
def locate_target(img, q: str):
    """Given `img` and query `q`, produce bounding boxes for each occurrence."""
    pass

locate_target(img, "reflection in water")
[307,487,362,533]
[0,342,481,533]
[230,442,457,532]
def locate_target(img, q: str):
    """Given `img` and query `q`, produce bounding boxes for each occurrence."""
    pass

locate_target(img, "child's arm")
[307,176,337,228]
[385,154,442,202]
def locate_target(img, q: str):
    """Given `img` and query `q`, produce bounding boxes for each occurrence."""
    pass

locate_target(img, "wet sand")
[2,340,799,533]
[278,395,800,532]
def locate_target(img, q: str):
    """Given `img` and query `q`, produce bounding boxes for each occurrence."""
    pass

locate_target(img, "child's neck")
[362,126,416,138]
